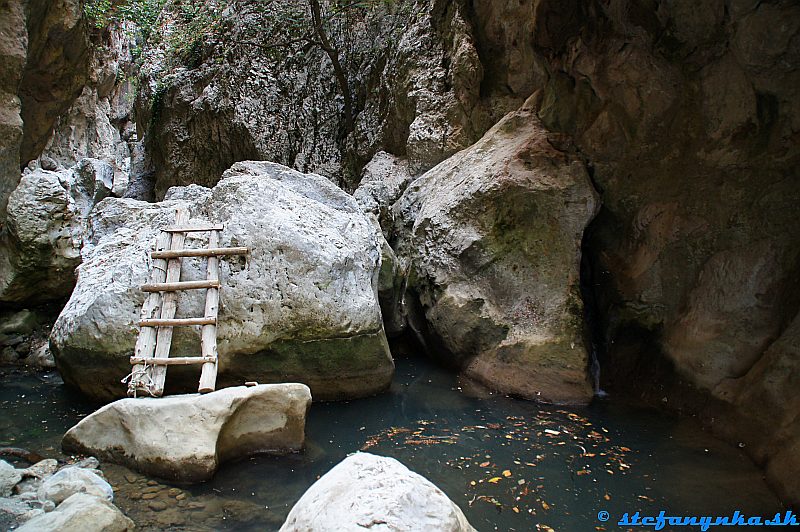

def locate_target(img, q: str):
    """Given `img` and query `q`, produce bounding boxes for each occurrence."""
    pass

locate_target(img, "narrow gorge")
[0,0,798,530]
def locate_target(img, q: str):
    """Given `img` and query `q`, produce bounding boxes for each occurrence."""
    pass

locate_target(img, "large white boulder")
[62,383,311,482]
[280,453,476,532]
[51,161,393,401]
[16,493,133,532]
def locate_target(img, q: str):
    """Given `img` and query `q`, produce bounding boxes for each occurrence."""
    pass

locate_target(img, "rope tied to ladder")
[121,362,158,398]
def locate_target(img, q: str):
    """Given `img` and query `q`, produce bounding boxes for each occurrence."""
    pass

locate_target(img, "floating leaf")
[502,470,512,477]
[470,480,476,486]
[603,493,611,501]
[541,501,551,510]
[488,477,502,484]
[479,461,490,467]
[512,506,520,513]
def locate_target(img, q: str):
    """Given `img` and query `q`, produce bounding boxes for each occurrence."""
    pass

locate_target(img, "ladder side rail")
[129,231,172,396]
[198,229,221,393]
[150,209,190,396]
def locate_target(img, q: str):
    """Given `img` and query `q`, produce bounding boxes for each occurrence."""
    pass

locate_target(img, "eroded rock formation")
[0,159,114,304]
[392,94,599,404]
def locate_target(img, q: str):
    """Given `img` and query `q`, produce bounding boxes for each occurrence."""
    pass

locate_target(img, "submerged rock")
[16,493,133,532]
[51,161,393,401]
[392,94,599,404]
[280,452,475,532]
[62,383,311,482]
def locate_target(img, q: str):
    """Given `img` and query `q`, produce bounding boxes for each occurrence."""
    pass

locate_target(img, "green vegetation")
[83,0,166,38]
[83,0,226,65]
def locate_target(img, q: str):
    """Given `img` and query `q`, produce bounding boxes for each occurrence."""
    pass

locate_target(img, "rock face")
[17,0,90,168]
[0,0,27,220]
[392,95,598,403]
[62,384,311,482]
[0,0,133,224]
[16,493,133,532]
[0,159,113,304]
[40,23,135,194]
[135,0,490,194]
[51,160,393,401]
[280,452,475,532]
[499,0,800,503]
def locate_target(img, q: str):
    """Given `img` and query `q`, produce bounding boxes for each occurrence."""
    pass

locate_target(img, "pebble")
[142,486,161,494]
[128,492,141,500]
[175,493,186,501]
[141,493,159,500]
[168,488,182,497]
[187,501,205,510]
[146,480,159,486]
[148,500,168,511]
[124,473,138,483]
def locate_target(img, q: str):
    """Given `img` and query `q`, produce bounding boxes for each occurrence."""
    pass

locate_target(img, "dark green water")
[0,357,784,531]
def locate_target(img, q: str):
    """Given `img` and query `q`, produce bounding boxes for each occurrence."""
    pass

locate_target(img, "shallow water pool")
[0,356,784,531]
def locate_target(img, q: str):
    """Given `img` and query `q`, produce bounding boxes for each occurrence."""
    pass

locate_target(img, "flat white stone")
[62,383,311,482]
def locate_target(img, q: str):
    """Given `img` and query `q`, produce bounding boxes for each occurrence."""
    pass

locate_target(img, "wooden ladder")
[126,209,249,397]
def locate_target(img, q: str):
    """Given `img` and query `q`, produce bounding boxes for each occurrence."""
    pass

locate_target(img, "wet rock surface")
[16,492,133,532]
[0,456,129,531]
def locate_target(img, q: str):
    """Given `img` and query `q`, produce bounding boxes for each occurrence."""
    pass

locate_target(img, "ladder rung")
[130,356,217,366]
[163,224,223,233]
[139,317,217,327]
[151,247,249,259]
[141,280,220,292]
